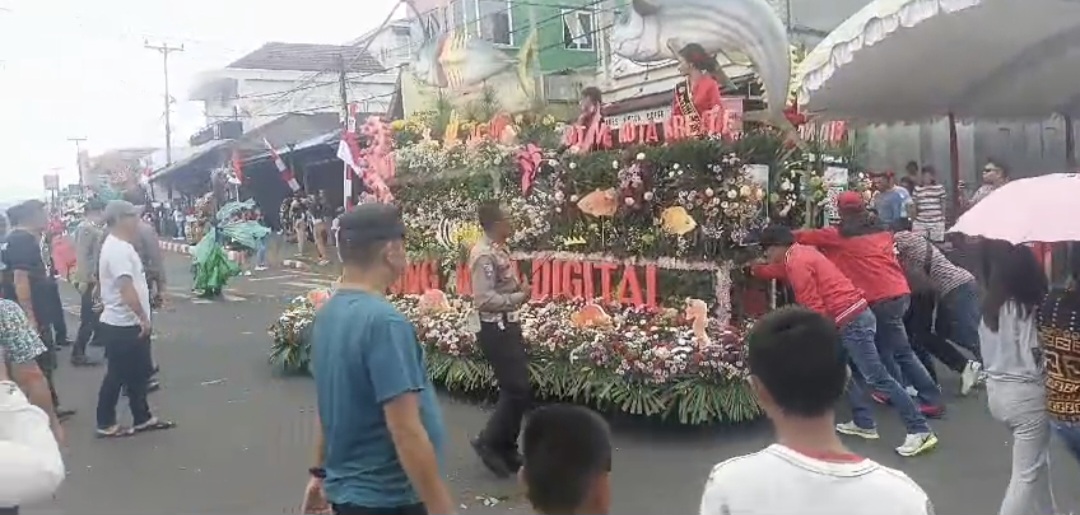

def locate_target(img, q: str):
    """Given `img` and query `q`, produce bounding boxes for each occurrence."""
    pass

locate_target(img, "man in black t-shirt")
[1,200,74,419]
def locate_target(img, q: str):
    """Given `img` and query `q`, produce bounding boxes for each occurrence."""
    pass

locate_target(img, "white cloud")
[0,0,400,202]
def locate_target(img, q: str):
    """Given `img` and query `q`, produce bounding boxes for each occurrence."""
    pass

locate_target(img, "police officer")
[469,201,531,478]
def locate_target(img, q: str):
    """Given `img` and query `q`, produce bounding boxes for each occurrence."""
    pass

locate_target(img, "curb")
[158,240,241,262]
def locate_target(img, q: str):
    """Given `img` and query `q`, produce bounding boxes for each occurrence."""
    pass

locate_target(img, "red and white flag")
[231,149,245,183]
[263,138,300,191]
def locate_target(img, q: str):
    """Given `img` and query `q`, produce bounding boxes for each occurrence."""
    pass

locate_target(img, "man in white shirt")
[699,307,934,515]
[93,201,175,439]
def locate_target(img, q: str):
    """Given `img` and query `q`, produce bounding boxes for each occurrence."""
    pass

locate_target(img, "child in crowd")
[700,306,934,515]
[520,404,612,515]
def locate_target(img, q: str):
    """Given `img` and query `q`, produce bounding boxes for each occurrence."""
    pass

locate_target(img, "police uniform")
[469,235,531,469]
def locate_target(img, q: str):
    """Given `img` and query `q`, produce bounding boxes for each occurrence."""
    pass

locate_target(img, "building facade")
[188,42,397,132]
[409,0,599,74]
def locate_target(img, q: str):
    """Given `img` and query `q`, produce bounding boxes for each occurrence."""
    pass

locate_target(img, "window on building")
[562,8,595,50]
[478,0,513,45]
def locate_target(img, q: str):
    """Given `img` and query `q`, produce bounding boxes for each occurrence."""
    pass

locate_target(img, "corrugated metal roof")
[228,42,385,74]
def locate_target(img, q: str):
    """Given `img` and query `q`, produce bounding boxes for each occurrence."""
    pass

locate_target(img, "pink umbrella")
[948,173,1080,244]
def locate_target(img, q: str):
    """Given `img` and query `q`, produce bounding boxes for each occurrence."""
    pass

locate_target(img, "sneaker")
[835,421,880,440]
[919,403,945,419]
[896,432,938,457]
[254,266,268,271]
[960,361,983,396]
[242,270,253,276]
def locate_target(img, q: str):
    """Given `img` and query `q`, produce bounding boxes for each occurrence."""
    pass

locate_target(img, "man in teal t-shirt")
[303,204,454,515]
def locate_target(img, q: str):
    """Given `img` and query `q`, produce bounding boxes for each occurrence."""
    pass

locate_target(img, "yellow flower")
[542,115,555,126]
[390,120,406,131]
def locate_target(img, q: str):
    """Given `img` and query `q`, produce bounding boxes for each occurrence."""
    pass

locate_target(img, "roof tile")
[228,42,385,74]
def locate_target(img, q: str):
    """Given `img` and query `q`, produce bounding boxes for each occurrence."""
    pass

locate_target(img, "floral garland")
[269,293,762,424]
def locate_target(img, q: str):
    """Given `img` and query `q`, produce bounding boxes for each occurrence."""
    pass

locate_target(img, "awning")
[242,129,341,164]
[148,139,233,182]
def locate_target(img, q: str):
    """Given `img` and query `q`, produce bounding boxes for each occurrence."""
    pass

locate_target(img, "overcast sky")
[0,0,401,202]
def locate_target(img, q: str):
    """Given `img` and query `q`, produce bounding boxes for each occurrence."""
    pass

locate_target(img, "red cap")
[837,191,866,212]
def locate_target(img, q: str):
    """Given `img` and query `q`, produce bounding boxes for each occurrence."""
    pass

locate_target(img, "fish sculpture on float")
[407,1,538,96]
[610,0,798,138]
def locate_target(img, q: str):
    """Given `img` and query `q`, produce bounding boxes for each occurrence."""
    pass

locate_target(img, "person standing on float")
[469,201,532,478]
[671,43,724,135]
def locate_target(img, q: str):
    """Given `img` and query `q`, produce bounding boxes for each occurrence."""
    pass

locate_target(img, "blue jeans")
[842,308,932,434]
[1052,419,1080,466]
[873,296,942,406]
[255,238,269,267]
[940,281,983,360]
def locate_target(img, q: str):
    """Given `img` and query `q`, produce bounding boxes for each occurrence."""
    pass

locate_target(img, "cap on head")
[104,200,138,226]
[337,203,405,247]
[836,191,865,213]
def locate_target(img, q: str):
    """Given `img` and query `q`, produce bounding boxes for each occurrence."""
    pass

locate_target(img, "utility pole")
[337,53,351,211]
[337,53,349,121]
[67,137,87,187]
[145,40,184,166]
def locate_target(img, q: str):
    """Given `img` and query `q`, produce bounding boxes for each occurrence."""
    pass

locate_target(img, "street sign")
[42,174,60,191]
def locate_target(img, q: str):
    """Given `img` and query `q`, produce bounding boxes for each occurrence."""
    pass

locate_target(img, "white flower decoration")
[726,190,738,199]
[635,152,646,161]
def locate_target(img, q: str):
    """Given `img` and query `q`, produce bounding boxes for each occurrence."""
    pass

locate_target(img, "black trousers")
[903,292,970,377]
[74,284,99,358]
[41,282,67,343]
[333,503,426,515]
[476,321,531,453]
[33,321,60,409]
[95,323,153,428]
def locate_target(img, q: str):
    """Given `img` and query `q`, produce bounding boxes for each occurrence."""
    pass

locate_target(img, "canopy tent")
[796,0,1080,122]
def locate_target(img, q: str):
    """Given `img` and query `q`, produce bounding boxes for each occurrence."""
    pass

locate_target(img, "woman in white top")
[978,241,1056,515]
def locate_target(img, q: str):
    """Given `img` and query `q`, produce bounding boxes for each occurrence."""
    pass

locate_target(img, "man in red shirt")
[752,225,939,457]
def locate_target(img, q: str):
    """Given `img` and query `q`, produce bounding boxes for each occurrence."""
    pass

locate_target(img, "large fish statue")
[411,25,537,95]
[610,0,791,121]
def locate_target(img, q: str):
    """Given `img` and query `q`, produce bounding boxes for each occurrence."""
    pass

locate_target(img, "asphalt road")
[18,250,1080,515]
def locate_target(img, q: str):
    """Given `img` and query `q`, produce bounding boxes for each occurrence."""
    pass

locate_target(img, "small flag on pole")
[264,138,300,191]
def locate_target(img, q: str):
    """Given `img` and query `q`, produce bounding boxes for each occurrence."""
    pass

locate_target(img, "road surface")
[19,251,1080,515]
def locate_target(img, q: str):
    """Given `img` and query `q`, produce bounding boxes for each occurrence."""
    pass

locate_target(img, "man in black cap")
[303,203,453,515]
[70,199,107,366]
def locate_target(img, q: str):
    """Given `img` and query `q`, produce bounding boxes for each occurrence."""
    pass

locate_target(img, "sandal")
[134,418,176,433]
[96,426,135,439]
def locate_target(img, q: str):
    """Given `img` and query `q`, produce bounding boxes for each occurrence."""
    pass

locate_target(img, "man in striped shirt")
[893,228,983,393]
[911,166,947,242]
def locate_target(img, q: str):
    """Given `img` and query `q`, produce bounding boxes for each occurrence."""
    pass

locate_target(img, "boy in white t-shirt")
[699,307,934,515]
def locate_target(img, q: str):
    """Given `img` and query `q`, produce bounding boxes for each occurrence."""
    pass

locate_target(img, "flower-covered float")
[270,97,862,425]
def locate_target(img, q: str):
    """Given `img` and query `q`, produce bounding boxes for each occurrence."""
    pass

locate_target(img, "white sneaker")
[896,432,938,457]
[960,361,983,396]
[242,270,253,276]
[836,421,880,440]
[254,266,268,271]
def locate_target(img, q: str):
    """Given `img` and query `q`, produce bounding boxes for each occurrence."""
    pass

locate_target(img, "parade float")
[269,97,863,424]
[269,0,868,424]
